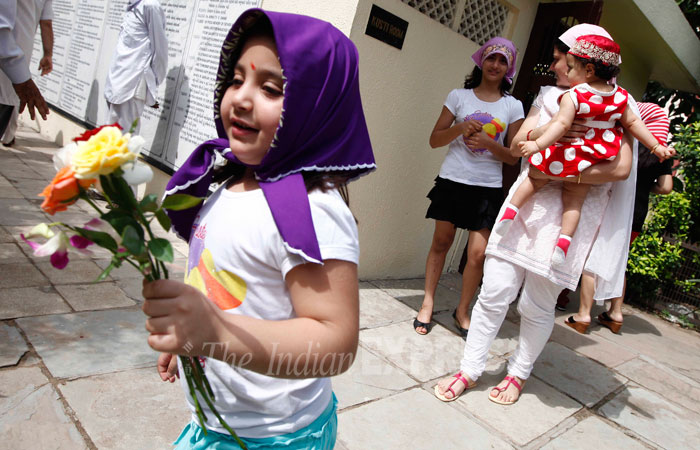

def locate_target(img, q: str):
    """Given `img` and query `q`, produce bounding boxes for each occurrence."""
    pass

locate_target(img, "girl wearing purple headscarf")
[141,9,375,449]
[414,37,523,337]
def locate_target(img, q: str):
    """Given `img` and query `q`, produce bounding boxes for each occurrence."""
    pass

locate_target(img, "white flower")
[53,142,78,170]
[122,160,154,185]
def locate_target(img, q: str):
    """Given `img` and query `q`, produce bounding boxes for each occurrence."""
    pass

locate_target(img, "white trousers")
[106,98,145,134]
[460,255,562,381]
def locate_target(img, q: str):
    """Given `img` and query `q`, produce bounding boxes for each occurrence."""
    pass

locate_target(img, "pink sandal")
[434,372,476,402]
[489,375,523,405]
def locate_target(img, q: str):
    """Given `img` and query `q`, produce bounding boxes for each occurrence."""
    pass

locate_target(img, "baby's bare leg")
[560,183,592,237]
[510,176,549,209]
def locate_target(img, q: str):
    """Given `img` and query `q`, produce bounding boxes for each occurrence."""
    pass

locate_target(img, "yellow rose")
[71,126,136,179]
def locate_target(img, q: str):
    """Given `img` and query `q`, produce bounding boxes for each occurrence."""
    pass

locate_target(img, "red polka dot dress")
[529,83,629,177]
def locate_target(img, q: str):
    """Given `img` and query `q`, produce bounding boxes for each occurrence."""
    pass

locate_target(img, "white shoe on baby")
[551,247,566,267]
[493,219,513,236]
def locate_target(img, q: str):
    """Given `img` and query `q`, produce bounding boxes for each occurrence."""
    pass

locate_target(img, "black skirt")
[425,176,504,231]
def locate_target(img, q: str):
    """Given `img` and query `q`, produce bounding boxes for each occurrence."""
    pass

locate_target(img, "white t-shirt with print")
[438,88,524,188]
[180,185,359,438]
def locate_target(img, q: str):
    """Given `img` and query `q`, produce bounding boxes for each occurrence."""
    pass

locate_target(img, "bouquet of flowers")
[21,123,245,447]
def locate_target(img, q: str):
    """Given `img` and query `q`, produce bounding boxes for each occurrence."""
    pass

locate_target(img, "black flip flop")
[413,318,433,335]
[452,310,469,339]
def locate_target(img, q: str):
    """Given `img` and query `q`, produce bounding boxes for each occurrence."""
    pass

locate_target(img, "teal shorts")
[173,394,338,450]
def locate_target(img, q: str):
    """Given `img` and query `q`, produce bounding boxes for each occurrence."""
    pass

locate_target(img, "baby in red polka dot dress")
[494,34,674,267]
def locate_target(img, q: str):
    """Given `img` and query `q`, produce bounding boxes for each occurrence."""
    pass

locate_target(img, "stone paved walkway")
[2,125,700,449]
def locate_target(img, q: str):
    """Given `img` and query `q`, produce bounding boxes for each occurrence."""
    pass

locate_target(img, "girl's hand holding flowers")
[20,124,243,445]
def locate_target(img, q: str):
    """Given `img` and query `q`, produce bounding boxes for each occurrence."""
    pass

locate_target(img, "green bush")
[626,122,700,303]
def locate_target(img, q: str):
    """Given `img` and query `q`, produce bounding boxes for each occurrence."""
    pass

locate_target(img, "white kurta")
[104,0,168,107]
[487,85,638,301]
[0,0,51,106]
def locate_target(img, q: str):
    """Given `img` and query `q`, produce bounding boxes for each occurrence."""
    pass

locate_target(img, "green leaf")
[162,194,203,211]
[101,210,143,238]
[139,194,159,212]
[148,238,174,263]
[122,225,146,256]
[155,208,172,231]
[75,228,119,253]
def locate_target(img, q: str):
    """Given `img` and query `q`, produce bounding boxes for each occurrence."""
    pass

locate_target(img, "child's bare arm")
[142,259,359,379]
[523,95,577,156]
[620,108,675,160]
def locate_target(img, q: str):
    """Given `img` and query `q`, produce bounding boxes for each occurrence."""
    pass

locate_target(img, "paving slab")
[0,242,29,264]
[533,342,627,407]
[115,277,145,303]
[0,226,14,243]
[0,366,87,448]
[59,367,190,450]
[332,344,417,410]
[0,286,69,319]
[549,320,638,369]
[0,262,48,289]
[0,159,43,181]
[446,367,583,447]
[0,198,48,226]
[358,281,416,329]
[55,282,136,311]
[94,258,144,280]
[337,388,513,449]
[540,416,647,449]
[17,307,157,379]
[0,184,23,199]
[359,319,465,382]
[599,382,700,449]
[368,278,460,314]
[36,259,109,284]
[616,356,700,415]
[0,323,28,367]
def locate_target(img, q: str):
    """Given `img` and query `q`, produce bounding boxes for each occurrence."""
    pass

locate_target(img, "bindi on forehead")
[251,62,256,71]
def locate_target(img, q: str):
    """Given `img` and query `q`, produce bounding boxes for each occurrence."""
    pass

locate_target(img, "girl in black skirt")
[414,38,524,337]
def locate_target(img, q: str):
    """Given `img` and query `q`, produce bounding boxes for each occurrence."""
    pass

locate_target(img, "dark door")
[513,1,604,114]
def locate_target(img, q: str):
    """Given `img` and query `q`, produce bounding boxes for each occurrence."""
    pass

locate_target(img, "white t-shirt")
[438,88,524,188]
[180,185,359,438]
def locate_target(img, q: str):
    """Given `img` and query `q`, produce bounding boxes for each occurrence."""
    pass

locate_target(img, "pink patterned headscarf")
[471,37,518,83]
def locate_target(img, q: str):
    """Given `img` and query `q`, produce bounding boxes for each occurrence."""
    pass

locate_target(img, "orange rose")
[39,166,95,215]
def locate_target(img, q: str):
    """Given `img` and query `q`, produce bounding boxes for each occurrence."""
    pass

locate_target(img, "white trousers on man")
[106,97,145,135]
[460,255,563,381]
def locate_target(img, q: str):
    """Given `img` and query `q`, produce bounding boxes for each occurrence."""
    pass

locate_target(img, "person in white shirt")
[0,0,53,146]
[0,0,49,137]
[103,0,167,133]
[435,23,638,406]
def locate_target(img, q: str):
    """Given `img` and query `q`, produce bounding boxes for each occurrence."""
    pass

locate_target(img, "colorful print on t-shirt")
[462,111,506,154]
[185,223,246,310]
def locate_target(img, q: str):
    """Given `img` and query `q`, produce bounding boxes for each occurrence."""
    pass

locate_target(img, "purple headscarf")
[470,37,518,83]
[164,9,376,263]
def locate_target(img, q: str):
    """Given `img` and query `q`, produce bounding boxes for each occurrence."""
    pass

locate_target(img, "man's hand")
[13,79,49,120]
[518,140,541,157]
[38,55,52,76]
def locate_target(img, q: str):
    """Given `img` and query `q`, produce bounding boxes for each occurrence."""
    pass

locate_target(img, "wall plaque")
[365,4,408,50]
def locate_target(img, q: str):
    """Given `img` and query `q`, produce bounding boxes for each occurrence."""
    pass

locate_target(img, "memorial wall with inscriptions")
[30,0,260,173]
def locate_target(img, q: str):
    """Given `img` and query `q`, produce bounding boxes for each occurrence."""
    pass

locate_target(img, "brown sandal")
[597,311,623,334]
[564,316,589,334]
